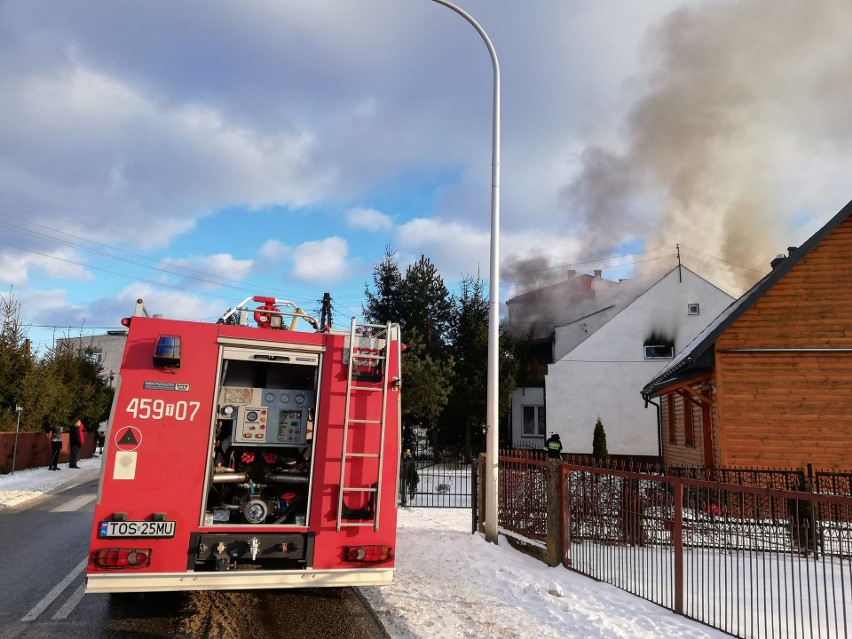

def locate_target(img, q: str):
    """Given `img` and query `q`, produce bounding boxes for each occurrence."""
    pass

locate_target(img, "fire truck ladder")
[336,318,393,532]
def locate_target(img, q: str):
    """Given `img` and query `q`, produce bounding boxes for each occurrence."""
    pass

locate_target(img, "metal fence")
[495,453,852,639]
[498,454,548,541]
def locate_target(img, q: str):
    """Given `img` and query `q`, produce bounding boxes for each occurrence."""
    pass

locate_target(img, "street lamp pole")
[11,405,23,474]
[429,0,500,544]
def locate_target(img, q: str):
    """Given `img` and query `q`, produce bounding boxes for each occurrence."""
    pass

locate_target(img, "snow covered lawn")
[361,507,729,638]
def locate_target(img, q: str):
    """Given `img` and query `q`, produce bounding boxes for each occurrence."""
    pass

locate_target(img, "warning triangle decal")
[118,429,139,446]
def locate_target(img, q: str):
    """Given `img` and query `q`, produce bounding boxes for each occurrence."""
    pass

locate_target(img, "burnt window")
[645,344,674,359]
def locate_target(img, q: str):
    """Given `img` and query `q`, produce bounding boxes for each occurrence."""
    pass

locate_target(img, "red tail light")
[92,548,152,569]
[344,545,393,563]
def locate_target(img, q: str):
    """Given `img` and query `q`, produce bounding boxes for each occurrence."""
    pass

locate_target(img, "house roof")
[641,198,852,400]
[506,273,602,306]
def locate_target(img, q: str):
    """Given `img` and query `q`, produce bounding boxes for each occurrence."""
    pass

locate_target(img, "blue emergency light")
[153,334,181,368]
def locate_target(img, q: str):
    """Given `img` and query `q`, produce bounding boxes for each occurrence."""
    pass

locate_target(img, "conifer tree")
[0,290,34,430]
[363,245,404,326]
[399,255,453,354]
[400,327,454,442]
[442,276,489,456]
[593,417,609,463]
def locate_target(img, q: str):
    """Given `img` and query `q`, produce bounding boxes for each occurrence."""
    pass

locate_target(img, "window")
[523,405,546,437]
[645,344,674,359]
[86,348,103,365]
[687,303,700,315]
[684,399,694,447]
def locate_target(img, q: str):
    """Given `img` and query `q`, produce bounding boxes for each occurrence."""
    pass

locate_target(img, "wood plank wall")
[661,391,705,467]
[714,215,852,469]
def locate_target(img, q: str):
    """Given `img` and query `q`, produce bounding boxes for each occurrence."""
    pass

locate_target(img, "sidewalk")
[0,455,102,511]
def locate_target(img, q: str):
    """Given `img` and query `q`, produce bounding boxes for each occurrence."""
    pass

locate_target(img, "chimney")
[787,246,798,257]
[770,254,786,270]
[566,270,576,277]
[594,269,602,279]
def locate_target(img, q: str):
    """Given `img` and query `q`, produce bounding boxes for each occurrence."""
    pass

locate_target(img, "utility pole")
[320,292,333,329]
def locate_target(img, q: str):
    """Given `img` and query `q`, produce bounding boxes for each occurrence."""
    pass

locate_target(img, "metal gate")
[398,434,476,508]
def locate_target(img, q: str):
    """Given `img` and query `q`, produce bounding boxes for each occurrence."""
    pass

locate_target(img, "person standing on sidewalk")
[68,418,85,469]
[48,422,63,471]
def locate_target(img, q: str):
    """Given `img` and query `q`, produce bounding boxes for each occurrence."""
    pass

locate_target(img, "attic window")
[644,344,674,359]
[687,303,700,315]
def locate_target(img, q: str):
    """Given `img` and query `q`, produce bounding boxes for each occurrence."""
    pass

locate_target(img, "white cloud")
[0,57,332,256]
[345,207,393,231]
[290,237,350,284]
[110,284,232,323]
[162,254,253,287]
[0,248,93,285]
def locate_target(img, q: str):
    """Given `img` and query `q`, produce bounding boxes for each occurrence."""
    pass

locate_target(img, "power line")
[0,212,326,308]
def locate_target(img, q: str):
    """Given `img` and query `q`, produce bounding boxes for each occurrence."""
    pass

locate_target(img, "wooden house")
[642,199,852,469]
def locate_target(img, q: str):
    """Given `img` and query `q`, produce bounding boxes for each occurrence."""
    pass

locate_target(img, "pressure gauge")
[243,498,268,524]
[264,392,275,403]
[280,393,290,403]
[246,410,259,422]
[295,394,305,405]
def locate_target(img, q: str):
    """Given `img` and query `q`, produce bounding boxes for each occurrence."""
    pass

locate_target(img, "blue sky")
[2,0,851,353]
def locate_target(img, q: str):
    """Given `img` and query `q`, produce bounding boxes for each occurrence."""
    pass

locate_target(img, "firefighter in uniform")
[544,432,563,460]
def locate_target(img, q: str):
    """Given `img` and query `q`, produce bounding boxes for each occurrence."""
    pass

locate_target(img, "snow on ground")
[0,456,102,510]
[0,463,728,638]
[362,508,729,639]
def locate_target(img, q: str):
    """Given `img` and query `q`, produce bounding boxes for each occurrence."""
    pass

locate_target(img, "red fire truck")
[86,296,402,593]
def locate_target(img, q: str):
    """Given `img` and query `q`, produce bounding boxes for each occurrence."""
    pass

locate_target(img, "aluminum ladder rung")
[350,385,383,392]
[352,352,385,361]
[346,452,379,459]
[341,486,377,493]
[339,522,376,528]
[347,418,381,425]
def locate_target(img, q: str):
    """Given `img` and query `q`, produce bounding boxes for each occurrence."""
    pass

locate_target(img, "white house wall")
[545,267,733,456]
[552,306,619,362]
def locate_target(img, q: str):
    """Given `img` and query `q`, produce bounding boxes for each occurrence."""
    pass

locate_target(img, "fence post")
[672,477,684,615]
[471,454,478,534]
[560,464,570,567]
[477,453,486,533]
[546,459,563,567]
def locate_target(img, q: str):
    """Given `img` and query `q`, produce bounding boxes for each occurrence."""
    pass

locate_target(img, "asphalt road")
[0,471,390,639]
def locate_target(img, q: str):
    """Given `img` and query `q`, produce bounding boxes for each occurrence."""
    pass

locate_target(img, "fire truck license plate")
[99,520,176,538]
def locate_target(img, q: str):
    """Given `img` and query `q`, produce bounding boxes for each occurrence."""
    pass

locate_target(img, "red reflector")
[121,317,132,327]
[345,545,393,563]
[92,548,153,570]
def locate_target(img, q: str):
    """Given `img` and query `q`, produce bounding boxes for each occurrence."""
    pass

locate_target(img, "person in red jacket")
[68,418,85,469]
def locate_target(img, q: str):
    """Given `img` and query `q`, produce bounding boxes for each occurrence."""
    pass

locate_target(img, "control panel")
[219,387,315,446]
